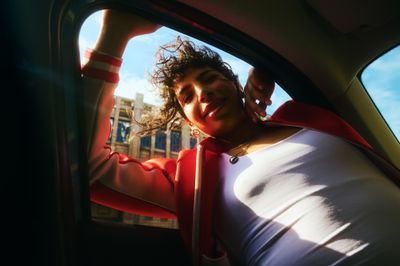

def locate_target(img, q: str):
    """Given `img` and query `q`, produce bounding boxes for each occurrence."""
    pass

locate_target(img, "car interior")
[4,0,399,265]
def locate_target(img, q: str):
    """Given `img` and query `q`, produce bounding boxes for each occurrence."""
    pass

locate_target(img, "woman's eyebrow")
[176,70,215,96]
[176,85,190,98]
[196,69,215,82]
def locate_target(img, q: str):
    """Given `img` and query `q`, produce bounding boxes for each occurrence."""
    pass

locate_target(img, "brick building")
[91,93,203,229]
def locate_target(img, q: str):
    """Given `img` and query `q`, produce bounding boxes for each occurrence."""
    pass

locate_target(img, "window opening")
[79,9,291,229]
[361,45,400,141]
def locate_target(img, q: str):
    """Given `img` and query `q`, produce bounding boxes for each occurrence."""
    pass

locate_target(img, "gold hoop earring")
[191,128,200,138]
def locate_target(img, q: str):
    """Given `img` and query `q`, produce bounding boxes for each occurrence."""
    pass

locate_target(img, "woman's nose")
[198,88,214,102]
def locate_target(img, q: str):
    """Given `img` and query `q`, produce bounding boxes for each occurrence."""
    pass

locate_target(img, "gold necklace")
[224,125,263,164]
[228,138,254,164]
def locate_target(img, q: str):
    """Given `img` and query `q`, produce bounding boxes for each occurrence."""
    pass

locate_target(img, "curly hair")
[136,36,238,135]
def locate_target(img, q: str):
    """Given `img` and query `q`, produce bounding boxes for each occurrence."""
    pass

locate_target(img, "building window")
[155,130,166,150]
[190,137,197,149]
[108,118,114,142]
[170,130,181,152]
[116,121,130,143]
[140,135,151,148]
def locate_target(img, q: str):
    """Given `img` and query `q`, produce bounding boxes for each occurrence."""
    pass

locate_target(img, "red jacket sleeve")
[82,49,176,218]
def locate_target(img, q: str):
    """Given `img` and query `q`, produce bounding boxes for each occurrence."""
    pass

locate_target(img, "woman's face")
[174,67,246,137]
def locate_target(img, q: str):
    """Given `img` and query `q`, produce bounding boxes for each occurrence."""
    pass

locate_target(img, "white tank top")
[214,129,400,265]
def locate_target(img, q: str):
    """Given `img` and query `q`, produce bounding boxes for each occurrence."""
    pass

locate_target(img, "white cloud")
[133,30,174,43]
[78,36,96,61]
[131,34,153,43]
[224,58,252,78]
[115,71,162,105]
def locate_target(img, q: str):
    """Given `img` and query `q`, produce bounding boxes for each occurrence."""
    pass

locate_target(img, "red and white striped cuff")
[81,49,122,84]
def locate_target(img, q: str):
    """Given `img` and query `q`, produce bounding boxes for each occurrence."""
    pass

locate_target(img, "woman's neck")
[218,117,265,149]
[217,117,302,156]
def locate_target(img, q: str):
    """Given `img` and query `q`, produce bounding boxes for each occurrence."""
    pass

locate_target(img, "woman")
[83,10,400,266]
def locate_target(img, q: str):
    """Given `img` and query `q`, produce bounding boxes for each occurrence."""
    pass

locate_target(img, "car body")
[4,0,399,265]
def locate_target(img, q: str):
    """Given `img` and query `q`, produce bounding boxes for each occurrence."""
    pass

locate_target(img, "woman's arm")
[82,10,175,218]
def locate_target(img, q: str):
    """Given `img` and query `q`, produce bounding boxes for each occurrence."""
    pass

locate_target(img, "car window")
[360,45,400,141]
[79,10,291,228]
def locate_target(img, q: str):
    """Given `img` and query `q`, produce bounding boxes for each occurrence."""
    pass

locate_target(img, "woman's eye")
[203,74,218,84]
[183,93,193,103]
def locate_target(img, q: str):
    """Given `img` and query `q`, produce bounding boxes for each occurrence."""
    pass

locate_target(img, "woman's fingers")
[244,92,269,123]
[247,83,273,105]
[244,68,275,123]
[102,9,162,38]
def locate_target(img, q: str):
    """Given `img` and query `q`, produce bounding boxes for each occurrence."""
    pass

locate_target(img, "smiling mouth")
[203,98,226,118]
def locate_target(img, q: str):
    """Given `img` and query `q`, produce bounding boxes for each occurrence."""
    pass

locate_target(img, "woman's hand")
[101,9,162,39]
[95,9,162,58]
[243,68,275,123]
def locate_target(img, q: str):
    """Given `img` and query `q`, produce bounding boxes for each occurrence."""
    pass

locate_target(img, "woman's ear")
[234,80,245,98]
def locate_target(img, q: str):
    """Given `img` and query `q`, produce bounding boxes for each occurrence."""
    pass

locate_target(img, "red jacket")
[91,100,400,262]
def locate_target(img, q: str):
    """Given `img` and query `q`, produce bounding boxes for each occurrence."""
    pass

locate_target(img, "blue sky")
[79,11,399,140]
